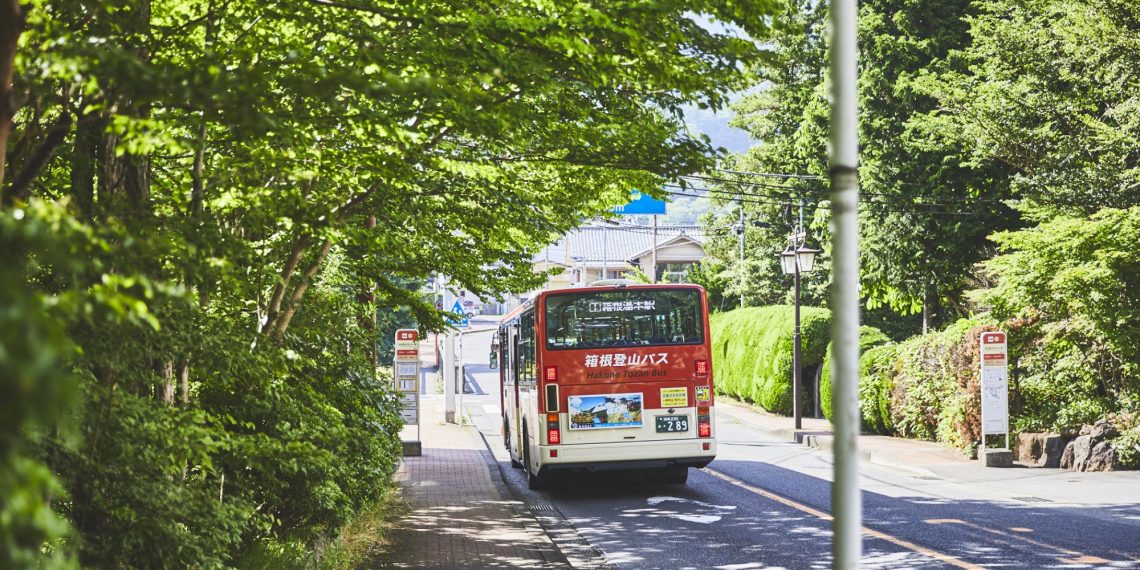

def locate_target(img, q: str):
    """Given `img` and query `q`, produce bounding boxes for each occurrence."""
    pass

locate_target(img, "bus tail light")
[546,413,561,445]
[545,383,559,412]
[697,406,711,438]
[695,359,709,377]
[545,366,558,382]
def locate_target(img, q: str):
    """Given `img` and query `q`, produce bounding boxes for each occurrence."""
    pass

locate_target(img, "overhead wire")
[679,172,1008,206]
[661,185,987,217]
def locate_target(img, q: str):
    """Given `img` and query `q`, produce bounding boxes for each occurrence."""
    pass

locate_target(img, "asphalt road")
[458,316,1140,569]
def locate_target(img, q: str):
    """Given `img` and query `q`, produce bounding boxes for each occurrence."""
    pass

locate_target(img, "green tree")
[914,0,1140,216]
[712,0,1019,331]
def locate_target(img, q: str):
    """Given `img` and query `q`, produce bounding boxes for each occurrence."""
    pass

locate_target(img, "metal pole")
[651,215,658,283]
[793,263,802,430]
[443,332,457,424]
[602,222,609,280]
[830,0,862,566]
[739,201,745,308]
[457,333,464,426]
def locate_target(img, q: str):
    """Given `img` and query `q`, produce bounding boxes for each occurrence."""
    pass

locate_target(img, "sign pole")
[443,332,456,424]
[651,214,658,283]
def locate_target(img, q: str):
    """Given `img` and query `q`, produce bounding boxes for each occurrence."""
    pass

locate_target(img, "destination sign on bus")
[588,300,656,313]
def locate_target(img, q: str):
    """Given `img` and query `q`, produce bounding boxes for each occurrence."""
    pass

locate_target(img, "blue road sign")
[448,300,470,329]
[614,190,667,215]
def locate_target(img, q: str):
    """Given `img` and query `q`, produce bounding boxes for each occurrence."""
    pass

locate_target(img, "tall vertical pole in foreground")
[830,0,862,566]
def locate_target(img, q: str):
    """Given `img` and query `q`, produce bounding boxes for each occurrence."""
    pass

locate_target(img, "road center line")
[924,519,1126,564]
[705,468,983,570]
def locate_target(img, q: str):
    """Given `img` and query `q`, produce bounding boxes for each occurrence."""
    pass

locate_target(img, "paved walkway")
[375,395,567,569]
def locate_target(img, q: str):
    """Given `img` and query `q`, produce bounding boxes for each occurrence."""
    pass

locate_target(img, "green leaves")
[4,0,787,565]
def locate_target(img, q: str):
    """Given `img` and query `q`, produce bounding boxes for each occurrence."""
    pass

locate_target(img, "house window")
[657,262,695,283]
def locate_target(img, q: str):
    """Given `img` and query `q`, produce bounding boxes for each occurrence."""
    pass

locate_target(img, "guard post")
[979,330,1012,467]
[394,329,422,456]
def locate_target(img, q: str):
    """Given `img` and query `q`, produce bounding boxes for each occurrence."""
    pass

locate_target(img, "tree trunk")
[160,360,175,404]
[262,232,314,334]
[72,116,101,216]
[179,361,190,405]
[360,215,378,368]
[0,0,22,192]
[921,287,942,334]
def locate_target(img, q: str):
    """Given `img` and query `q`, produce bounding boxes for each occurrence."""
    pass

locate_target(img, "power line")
[661,185,984,217]
[680,173,1008,206]
[712,168,825,181]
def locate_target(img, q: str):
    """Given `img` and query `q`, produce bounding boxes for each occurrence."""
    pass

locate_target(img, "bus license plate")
[655,415,689,433]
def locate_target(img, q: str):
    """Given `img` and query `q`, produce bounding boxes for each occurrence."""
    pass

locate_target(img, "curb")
[475,430,615,570]
[473,430,568,567]
[719,401,944,480]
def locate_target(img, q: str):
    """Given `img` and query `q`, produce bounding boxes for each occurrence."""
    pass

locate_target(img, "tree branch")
[6,109,73,204]
[261,232,313,334]
[268,237,332,339]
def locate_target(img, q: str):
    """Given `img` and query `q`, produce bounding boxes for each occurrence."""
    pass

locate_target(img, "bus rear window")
[544,289,703,350]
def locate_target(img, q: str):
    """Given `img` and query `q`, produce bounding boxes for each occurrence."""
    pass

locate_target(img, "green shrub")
[820,326,891,421]
[883,318,998,451]
[1115,427,1140,470]
[711,306,830,415]
[856,343,899,434]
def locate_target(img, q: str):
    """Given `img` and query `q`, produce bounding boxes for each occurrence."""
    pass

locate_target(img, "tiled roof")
[535,224,706,266]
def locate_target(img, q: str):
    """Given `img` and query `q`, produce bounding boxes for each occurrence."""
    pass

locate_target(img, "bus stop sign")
[980,331,1009,437]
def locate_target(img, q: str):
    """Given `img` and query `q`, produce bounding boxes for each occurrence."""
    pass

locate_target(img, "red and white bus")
[497,282,716,489]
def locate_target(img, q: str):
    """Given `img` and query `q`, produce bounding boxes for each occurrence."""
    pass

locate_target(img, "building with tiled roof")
[533,223,707,288]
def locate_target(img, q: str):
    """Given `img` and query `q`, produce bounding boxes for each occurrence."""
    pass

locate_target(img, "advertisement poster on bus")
[569,393,644,430]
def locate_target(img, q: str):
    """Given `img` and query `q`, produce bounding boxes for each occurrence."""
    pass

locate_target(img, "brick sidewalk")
[375,396,568,568]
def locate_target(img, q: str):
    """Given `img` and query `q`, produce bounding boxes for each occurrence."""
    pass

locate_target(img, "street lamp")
[778,242,821,430]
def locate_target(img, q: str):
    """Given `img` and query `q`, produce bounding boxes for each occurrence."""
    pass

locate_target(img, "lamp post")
[779,242,821,430]
[570,255,585,286]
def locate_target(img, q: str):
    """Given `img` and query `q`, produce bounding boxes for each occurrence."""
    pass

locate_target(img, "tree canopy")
[0,0,783,566]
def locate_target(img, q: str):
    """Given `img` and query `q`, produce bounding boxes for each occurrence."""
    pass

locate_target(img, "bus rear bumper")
[538,440,716,474]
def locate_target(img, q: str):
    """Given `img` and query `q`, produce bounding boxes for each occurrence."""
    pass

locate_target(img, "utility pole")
[738,200,745,308]
[651,214,658,283]
[830,0,863,566]
[602,222,609,280]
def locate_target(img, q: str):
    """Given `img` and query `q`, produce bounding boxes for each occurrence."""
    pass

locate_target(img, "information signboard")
[979,331,1009,439]
[394,329,419,362]
[393,329,422,455]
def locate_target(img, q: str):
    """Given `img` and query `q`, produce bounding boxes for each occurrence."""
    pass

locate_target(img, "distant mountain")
[681,103,756,155]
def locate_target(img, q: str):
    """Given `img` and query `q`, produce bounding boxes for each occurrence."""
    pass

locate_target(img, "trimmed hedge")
[852,318,999,452]
[819,326,891,422]
[710,306,830,415]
